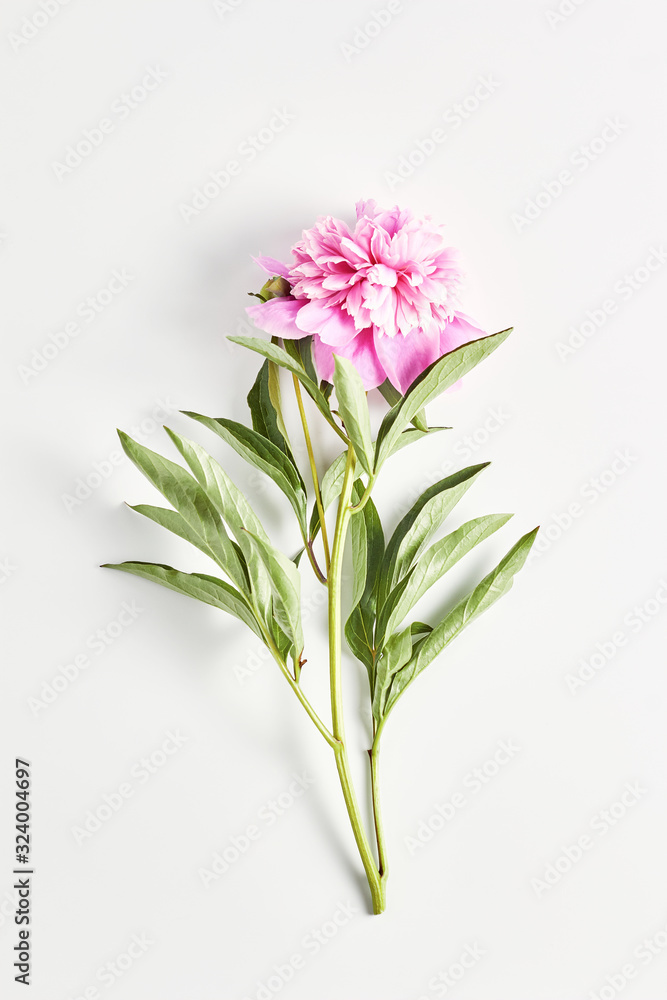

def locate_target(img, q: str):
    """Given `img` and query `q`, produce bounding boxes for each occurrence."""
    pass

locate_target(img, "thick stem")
[329,447,385,914]
[370,730,388,880]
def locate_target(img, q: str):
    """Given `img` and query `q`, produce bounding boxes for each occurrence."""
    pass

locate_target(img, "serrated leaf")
[182,413,308,536]
[244,531,304,659]
[379,463,489,607]
[374,329,512,470]
[163,429,272,618]
[377,513,513,646]
[333,356,374,476]
[118,432,247,592]
[101,561,263,639]
[383,527,538,715]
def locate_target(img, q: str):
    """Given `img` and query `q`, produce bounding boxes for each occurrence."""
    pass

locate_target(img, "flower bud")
[259,275,291,301]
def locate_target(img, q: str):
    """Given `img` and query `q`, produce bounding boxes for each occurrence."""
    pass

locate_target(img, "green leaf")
[372,624,413,722]
[383,527,538,715]
[126,503,243,573]
[377,380,428,432]
[333,356,374,476]
[349,483,384,611]
[377,379,402,409]
[163,429,272,618]
[118,432,247,592]
[389,425,450,456]
[228,336,335,426]
[182,413,308,535]
[308,450,352,541]
[377,514,513,645]
[247,360,293,460]
[284,335,318,384]
[321,452,350,511]
[101,561,263,639]
[344,483,384,676]
[345,602,376,672]
[373,622,433,722]
[379,463,489,607]
[244,531,304,659]
[374,329,512,470]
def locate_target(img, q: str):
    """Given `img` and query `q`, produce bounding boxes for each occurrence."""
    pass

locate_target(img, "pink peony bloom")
[246,200,485,393]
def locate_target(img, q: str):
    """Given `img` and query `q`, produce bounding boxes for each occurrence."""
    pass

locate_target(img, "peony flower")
[246,199,485,393]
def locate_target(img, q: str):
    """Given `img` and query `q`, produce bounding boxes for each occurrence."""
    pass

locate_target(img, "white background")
[2,1,667,997]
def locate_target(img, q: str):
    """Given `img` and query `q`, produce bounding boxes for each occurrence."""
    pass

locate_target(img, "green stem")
[292,374,331,573]
[349,475,375,513]
[370,723,389,881]
[260,627,338,749]
[302,538,326,585]
[329,446,385,914]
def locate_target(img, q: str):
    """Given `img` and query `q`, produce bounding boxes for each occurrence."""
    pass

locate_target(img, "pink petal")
[373,326,441,394]
[295,301,358,347]
[313,329,386,390]
[246,297,308,339]
[367,263,398,287]
[311,335,336,383]
[252,255,291,278]
[355,198,378,221]
[440,312,486,353]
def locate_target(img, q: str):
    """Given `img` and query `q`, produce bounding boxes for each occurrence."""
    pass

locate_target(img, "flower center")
[366,263,398,287]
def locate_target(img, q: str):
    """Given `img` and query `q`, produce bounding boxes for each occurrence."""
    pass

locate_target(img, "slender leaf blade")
[372,624,413,722]
[182,413,308,535]
[379,463,489,606]
[344,483,384,674]
[244,531,304,659]
[333,356,374,476]
[308,450,351,540]
[118,431,247,591]
[377,379,428,432]
[374,329,512,469]
[247,360,296,468]
[384,527,538,714]
[378,513,513,643]
[102,561,263,639]
[349,483,384,611]
[164,429,272,617]
[228,336,333,418]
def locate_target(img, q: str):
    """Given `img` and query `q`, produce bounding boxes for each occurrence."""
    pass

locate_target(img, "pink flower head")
[246,200,485,393]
